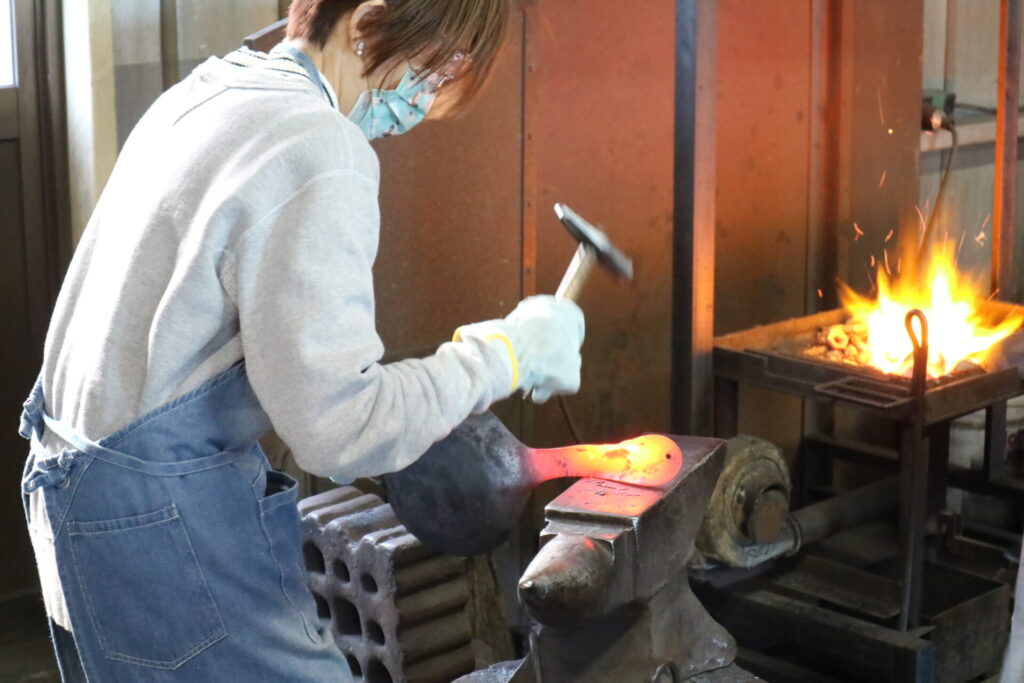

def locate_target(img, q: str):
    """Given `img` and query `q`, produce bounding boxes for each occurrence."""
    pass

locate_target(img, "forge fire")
[802,239,1024,378]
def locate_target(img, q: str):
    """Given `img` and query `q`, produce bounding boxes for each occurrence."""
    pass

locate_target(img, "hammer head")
[554,203,634,281]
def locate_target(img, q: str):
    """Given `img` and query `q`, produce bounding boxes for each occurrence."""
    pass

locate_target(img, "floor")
[0,591,1009,683]
[0,594,61,683]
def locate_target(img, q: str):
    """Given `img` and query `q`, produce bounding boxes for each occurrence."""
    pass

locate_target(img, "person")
[18,0,585,680]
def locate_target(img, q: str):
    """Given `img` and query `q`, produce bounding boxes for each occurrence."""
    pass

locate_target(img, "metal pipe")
[789,477,900,547]
[729,477,900,568]
[159,0,180,91]
[994,5,1021,669]
[993,0,1021,298]
[672,0,717,436]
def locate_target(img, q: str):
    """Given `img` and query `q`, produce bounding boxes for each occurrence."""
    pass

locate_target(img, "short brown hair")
[286,0,510,108]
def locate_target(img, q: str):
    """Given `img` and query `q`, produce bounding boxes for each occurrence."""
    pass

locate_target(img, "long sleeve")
[222,169,514,479]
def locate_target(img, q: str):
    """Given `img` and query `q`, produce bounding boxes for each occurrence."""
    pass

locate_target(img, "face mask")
[346,68,444,140]
[347,52,469,140]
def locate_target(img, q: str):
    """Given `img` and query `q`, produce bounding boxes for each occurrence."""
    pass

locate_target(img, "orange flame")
[839,239,1023,377]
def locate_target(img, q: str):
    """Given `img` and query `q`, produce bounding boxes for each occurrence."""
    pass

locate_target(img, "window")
[0,0,13,88]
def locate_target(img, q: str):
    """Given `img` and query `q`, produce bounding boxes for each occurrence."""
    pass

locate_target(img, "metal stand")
[708,306,1022,680]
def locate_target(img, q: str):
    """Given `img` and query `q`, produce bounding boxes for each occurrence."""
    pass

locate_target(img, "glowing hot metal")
[527,435,683,488]
[385,413,685,556]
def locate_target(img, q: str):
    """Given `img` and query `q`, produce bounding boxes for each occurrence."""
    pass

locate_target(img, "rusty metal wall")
[714,0,925,457]
[835,1,924,295]
[372,12,525,433]
[373,14,523,361]
[523,0,677,447]
[373,1,676,448]
[714,0,814,455]
[715,0,814,337]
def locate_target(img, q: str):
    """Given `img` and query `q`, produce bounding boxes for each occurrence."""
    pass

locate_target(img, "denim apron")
[20,362,351,682]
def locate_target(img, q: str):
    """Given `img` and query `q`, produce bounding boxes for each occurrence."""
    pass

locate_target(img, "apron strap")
[21,362,267,481]
[42,412,100,455]
[19,375,46,441]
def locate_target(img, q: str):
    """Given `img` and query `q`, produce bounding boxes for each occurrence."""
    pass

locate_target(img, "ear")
[348,0,388,45]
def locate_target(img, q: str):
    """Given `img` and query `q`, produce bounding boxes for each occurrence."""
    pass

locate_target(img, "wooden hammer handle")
[555,245,597,302]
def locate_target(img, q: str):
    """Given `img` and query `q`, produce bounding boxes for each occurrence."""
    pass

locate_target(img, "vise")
[457,436,757,683]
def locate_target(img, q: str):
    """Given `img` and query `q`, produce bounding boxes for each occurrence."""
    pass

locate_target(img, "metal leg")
[897,421,929,631]
[799,400,837,507]
[985,400,1009,481]
[993,0,1021,298]
[928,421,950,515]
[713,377,739,438]
[798,437,835,509]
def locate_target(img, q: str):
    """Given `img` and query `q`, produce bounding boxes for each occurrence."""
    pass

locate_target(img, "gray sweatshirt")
[28,48,513,630]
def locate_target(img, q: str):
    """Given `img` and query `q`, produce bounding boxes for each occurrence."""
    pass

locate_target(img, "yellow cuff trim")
[453,328,519,391]
[485,333,519,391]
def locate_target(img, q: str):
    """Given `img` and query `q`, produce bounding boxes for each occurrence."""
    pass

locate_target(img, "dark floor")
[0,594,61,683]
[0,591,1009,682]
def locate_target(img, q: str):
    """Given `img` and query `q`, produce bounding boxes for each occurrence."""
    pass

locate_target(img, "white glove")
[455,295,585,404]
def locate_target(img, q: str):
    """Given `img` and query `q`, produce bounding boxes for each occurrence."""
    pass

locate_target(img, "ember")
[804,319,871,366]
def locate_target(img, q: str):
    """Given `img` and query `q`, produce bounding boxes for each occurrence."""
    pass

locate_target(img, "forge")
[703,301,1024,680]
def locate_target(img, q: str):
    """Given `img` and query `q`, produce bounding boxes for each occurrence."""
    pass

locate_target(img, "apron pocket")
[68,504,227,669]
[259,471,321,642]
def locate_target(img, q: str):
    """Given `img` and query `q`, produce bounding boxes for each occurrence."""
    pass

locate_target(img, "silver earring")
[355,41,366,57]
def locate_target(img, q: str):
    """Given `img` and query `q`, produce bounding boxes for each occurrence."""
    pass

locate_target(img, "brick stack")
[299,486,476,682]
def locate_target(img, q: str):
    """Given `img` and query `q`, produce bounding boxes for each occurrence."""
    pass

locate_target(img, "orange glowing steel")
[839,239,1024,377]
[531,435,683,487]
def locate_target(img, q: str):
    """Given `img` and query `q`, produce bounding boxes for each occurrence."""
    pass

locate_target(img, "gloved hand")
[455,295,585,404]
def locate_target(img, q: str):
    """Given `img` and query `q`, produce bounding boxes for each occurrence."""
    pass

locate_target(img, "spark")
[853,223,864,241]
[817,288,823,299]
[870,254,876,267]
[877,88,885,125]
[884,249,892,276]
[914,205,927,246]
[884,229,894,243]
[981,214,991,230]
[956,232,966,267]
[976,230,987,246]
[988,289,1001,301]
[887,128,894,135]
[879,170,887,188]
[897,257,902,274]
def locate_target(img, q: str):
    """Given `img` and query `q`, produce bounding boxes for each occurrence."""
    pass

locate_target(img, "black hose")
[558,395,583,444]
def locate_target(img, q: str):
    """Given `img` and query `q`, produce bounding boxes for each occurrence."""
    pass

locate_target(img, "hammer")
[553,203,634,301]
[385,205,636,556]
